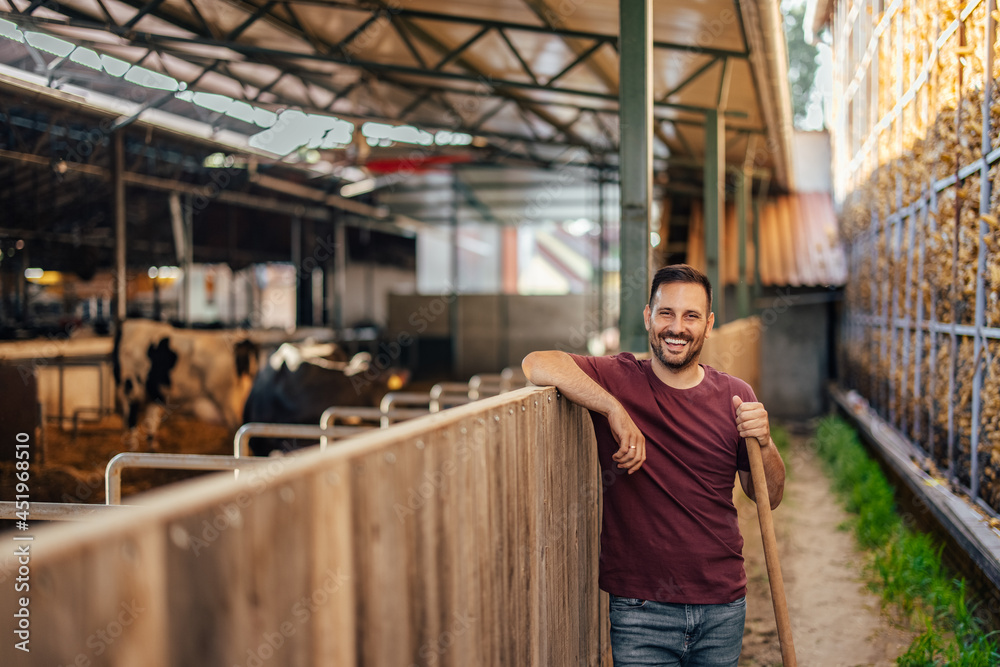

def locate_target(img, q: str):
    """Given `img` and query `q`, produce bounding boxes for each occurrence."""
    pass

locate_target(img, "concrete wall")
[387,293,590,378]
[759,295,836,420]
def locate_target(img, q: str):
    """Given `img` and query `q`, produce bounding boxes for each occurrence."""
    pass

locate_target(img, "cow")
[242,342,406,456]
[113,320,260,451]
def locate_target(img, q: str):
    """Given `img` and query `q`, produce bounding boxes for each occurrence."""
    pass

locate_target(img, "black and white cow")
[113,320,260,451]
[242,342,406,456]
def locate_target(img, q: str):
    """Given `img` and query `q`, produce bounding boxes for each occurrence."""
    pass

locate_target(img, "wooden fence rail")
[2,386,610,666]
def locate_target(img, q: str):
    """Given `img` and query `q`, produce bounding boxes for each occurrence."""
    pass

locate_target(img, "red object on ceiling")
[364,153,473,174]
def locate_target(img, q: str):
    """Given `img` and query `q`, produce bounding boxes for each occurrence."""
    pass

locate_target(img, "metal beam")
[0,12,751,120]
[112,131,126,323]
[703,108,724,322]
[275,0,751,59]
[123,0,168,29]
[0,147,331,220]
[618,0,652,353]
[661,56,719,101]
[735,167,749,318]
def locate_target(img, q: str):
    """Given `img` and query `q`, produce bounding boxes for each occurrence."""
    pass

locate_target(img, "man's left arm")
[733,395,786,510]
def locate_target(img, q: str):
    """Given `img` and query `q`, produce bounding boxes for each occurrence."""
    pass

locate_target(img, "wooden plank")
[3,387,607,666]
[309,459,355,665]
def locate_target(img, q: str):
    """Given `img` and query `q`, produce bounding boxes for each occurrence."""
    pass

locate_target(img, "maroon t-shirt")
[571,352,754,604]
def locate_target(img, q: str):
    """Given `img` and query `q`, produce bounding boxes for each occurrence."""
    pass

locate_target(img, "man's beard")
[649,329,705,372]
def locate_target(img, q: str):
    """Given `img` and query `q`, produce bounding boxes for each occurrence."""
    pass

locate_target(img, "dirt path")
[738,433,916,666]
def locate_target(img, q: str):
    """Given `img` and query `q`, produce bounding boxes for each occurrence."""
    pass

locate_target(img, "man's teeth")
[665,338,686,345]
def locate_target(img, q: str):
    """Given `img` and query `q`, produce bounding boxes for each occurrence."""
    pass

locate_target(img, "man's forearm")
[758,439,786,507]
[522,350,620,417]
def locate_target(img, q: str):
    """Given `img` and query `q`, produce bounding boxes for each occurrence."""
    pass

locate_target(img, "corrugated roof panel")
[755,193,846,287]
[683,194,845,289]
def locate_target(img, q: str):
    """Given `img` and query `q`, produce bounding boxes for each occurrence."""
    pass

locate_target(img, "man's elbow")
[521,351,542,384]
[522,350,560,385]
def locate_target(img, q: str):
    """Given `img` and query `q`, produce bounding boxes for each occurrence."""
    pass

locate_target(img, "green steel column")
[703,108,725,322]
[753,172,769,303]
[618,0,653,352]
[113,131,126,323]
[735,168,750,318]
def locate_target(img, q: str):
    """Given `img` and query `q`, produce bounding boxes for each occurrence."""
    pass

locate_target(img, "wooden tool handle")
[745,436,797,666]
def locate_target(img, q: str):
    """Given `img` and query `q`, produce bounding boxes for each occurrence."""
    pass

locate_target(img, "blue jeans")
[609,594,746,666]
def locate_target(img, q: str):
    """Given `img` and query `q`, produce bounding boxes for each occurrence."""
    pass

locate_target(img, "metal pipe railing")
[318,407,383,449]
[105,453,274,505]
[468,374,505,400]
[233,423,370,458]
[429,382,472,412]
[378,393,432,428]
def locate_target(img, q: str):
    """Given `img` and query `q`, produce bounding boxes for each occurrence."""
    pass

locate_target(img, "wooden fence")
[700,316,762,393]
[2,386,610,666]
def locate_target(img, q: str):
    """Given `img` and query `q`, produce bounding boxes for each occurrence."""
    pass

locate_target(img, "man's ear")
[705,311,715,338]
[643,304,651,332]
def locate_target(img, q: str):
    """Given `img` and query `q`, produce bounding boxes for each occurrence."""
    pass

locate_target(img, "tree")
[784,3,821,128]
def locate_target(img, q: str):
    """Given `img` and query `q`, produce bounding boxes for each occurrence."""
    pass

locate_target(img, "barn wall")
[387,294,591,378]
[342,263,417,328]
[0,387,611,667]
[759,300,833,419]
[833,1,1000,511]
[700,316,762,396]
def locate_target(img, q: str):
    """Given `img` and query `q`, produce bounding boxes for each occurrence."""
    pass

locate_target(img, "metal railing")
[105,452,275,505]
[233,423,370,458]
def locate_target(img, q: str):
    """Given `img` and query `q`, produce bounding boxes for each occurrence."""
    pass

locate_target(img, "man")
[522,264,785,666]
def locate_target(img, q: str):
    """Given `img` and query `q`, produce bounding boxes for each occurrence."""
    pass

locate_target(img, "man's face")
[643,282,714,372]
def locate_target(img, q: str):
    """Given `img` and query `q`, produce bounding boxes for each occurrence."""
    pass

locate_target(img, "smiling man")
[522,264,785,666]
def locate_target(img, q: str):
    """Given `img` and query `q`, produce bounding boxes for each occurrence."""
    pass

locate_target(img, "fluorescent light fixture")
[193,92,234,113]
[340,178,376,198]
[650,231,661,247]
[435,131,473,146]
[148,267,159,279]
[0,19,24,42]
[362,122,433,146]
[226,100,256,124]
[25,31,74,57]
[100,55,130,77]
[125,65,179,91]
[249,110,353,155]
[24,268,44,279]
[253,108,277,128]
[70,47,102,70]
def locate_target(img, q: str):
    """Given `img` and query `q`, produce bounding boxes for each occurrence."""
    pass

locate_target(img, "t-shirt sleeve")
[568,353,609,388]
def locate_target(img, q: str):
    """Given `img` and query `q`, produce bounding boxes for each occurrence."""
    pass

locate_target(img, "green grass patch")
[812,416,999,665]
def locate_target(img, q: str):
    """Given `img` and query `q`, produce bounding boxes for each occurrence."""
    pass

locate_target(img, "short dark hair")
[648,264,713,312]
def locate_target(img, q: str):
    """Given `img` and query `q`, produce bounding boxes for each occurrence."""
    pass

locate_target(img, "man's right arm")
[521,351,646,474]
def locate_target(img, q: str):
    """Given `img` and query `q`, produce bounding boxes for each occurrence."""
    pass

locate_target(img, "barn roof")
[0,0,795,188]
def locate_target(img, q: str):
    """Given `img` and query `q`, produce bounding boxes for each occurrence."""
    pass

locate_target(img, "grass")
[812,416,1000,665]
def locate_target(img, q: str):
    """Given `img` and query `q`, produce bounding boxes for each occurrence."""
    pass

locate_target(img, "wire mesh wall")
[835,0,1000,515]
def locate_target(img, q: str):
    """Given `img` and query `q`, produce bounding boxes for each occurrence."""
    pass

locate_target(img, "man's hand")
[608,404,646,474]
[733,395,771,447]
[734,395,785,509]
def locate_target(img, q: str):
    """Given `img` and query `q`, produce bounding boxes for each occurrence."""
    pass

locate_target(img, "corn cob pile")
[839,1,1000,510]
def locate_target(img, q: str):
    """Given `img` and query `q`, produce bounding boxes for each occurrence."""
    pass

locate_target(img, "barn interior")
[0,0,845,418]
[5,1,1000,664]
